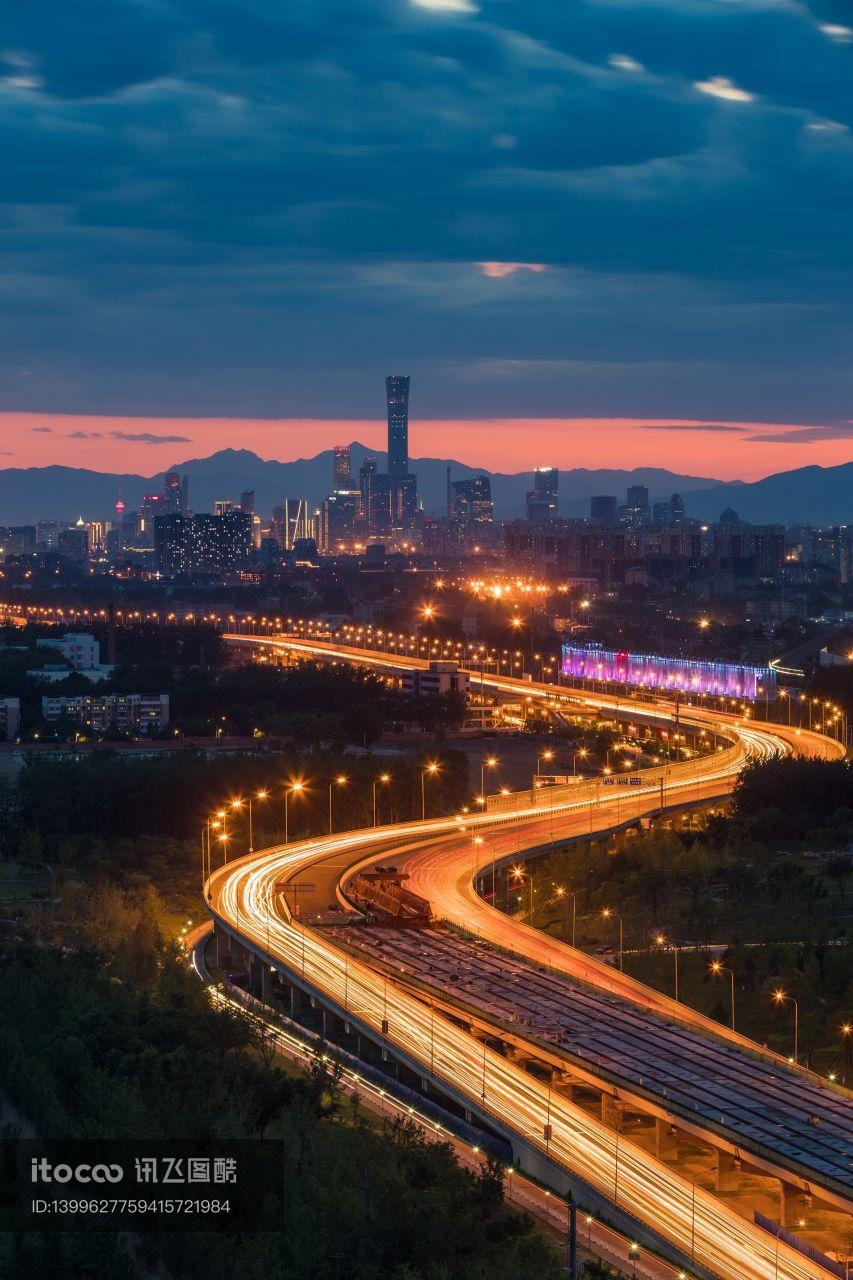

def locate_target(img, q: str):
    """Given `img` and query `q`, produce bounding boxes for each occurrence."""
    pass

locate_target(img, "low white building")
[400,662,470,699]
[33,632,114,682]
[37,632,100,669]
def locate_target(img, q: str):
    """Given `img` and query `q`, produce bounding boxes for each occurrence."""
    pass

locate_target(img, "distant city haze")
[3,412,852,482]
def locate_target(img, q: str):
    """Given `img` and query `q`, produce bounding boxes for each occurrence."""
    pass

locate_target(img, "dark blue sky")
[1,0,852,438]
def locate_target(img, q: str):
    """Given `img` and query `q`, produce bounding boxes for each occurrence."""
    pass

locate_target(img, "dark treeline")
[731,757,853,844]
[12,744,471,846]
[0,938,557,1280]
[9,640,467,741]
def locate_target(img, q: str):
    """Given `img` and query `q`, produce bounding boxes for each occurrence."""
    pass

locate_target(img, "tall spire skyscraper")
[385,375,410,478]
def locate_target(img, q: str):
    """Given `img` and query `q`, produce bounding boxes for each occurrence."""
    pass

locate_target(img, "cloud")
[67,430,103,439]
[410,0,479,11]
[608,54,644,73]
[0,0,850,431]
[478,263,548,278]
[819,24,853,45]
[30,426,52,433]
[636,423,748,433]
[750,424,853,443]
[110,430,192,444]
[694,76,754,103]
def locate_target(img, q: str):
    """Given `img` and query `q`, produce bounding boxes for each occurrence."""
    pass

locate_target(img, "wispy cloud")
[30,426,52,434]
[110,430,192,444]
[478,262,548,279]
[695,76,754,103]
[751,424,853,443]
[636,423,748,434]
[608,54,644,73]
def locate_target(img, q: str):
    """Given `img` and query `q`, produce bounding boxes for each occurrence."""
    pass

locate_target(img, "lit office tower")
[526,467,559,523]
[165,470,182,512]
[386,375,410,477]
[333,444,352,489]
[626,484,650,513]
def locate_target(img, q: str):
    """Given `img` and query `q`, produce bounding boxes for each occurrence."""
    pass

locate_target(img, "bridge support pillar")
[654,1118,679,1160]
[601,1094,620,1128]
[713,1149,739,1192]
[779,1180,810,1229]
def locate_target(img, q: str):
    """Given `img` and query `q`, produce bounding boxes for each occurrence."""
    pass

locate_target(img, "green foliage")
[0,940,558,1280]
[731,758,853,845]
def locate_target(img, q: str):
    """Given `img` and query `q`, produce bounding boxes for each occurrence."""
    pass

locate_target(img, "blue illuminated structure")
[561,644,776,701]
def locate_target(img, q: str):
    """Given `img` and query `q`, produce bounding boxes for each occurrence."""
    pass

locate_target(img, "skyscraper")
[626,484,650,513]
[386,375,410,478]
[526,467,559,523]
[591,495,617,525]
[333,444,352,489]
[165,470,182,513]
[452,477,493,525]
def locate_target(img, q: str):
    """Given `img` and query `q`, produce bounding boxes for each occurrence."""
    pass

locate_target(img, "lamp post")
[773,989,799,1063]
[284,780,304,845]
[656,932,679,1002]
[512,866,534,921]
[573,748,589,776]
[233,788,268,854]
[602,907,624,971]
[421,761,440,820]
[329,774,348,835]
[710,961,736,1030]
[556,886,577,948]
[481,755,499,799]
[372,772,391,827]
[536,748,554,781]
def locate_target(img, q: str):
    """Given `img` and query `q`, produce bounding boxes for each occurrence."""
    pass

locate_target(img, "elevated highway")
[207,633,850,1279]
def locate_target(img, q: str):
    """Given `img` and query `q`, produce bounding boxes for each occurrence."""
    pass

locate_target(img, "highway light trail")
[209,638,849,1280]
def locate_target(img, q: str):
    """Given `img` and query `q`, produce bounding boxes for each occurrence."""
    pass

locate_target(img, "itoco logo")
[31,1158,123,1184]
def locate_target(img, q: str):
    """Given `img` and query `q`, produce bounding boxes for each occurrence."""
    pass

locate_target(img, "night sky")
[1,0,851,478]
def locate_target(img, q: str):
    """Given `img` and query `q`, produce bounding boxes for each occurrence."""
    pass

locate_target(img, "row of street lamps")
[505,870,841,1070]
[201,760,452,880]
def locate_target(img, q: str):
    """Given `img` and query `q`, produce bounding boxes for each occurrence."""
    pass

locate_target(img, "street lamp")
[232,788,268,854]
[656,932,679,1002]
[710,961,736,1030]
[536,748,554,782]
[574,747,589,776]
[284,779,305,845]
[773,989,799,1063]
[555,885,577,948]
[421,761,440,820]
[601,907,624,971]
[481,755,499,798]
[372,772,391,827]
[329,774,348,835]
[512,866,534,920]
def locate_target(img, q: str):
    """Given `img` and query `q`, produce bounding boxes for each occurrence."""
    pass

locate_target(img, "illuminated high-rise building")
[386,375,410,478]
[526,467,558,523]
[333,444,352,489]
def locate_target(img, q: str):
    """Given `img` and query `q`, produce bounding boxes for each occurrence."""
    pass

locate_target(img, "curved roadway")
[208,635,849,1280]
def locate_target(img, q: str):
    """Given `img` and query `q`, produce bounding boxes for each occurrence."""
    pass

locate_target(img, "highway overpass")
[205,632,850,1280]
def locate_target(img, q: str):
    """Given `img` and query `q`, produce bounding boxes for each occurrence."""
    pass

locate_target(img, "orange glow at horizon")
[0,411,850,481]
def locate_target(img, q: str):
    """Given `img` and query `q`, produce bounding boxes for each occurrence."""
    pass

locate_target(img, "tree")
[826,854,853,904]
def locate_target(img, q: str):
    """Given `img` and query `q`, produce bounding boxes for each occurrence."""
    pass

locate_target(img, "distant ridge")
[0,446,850,525]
